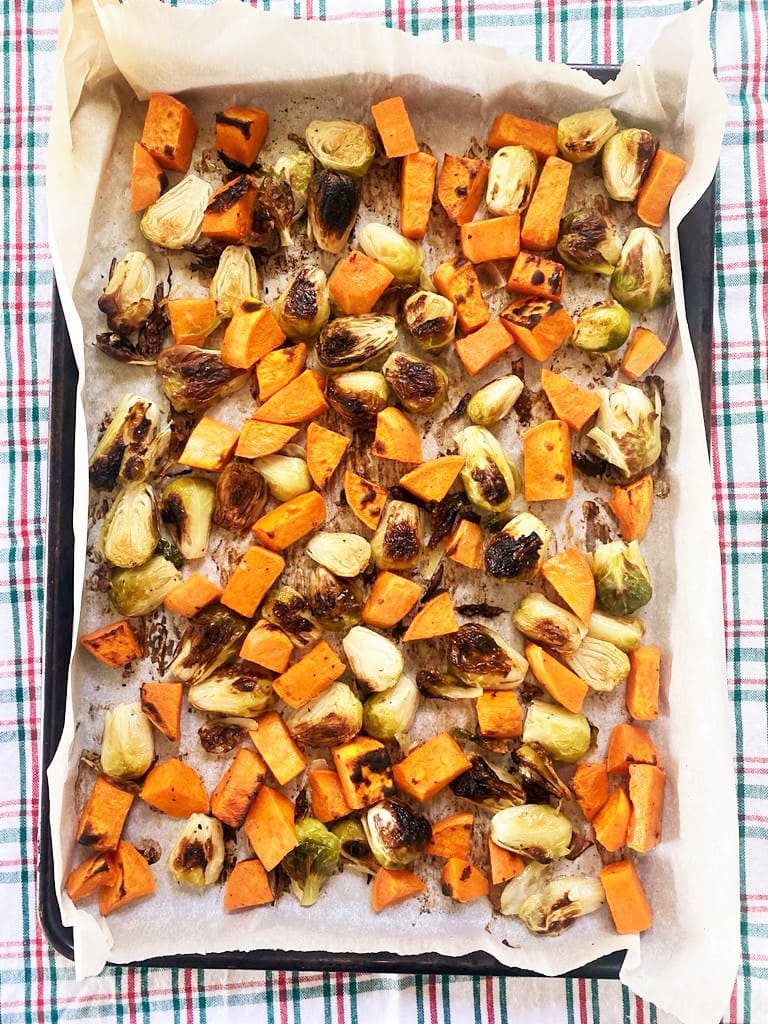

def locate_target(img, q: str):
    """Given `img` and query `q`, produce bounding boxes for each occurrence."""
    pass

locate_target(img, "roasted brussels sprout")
[491,804,573,861]
[212,461,268,534]
[467,375,523,427]
[160,476,216,560]
[485,512,550,581]
[486,145,538,216]
[141,174,212,249]
[343,625,403,692]
[557,108,618,163]
[187,662,273,717]
[168,604,250,684]
[306,532,371,578]
[454,426,518,514]
[273,151,315,216]
[308,566,362,631]
[501,869,604,933]
[273,267,331,340]
[253,454,313,502]
[197,717,252,755]
[571,300,631,353]
[100,702,154,781]
[209,245,260,318]
[169,814,224,887]
[120,425,172,485]
[522,699,591,764]
[283,817,342,906]
[110,555,181,616]
[286,682,363,747]
[307,169,361,253]
[101,482,160,569]
[363,673,419,741]
[325,371,390,428]
[89,394,159,491]
[610,227,672,312]
[557,199,622,275]
[261,587,320,649]
[358,222,424,283]
[306,120,376,177]
[512,593,587,654]
[331,818,371,864]
[416,670,482,700]
[403,291,456,352]
[451,755,526,810]
[448,624,528,689]
[155,346,249,412]
[155,538,183,570]
[363,800,432,868]
[370,500,424,571]
[317,314,398,371]
[382,352,449,414]
[563,636,630,691]
[585,382,662,480]
[586,609,645,651]
[602,128,657,202]
[590,539,652,616]
[98,252,156,335]
[513,742,572,802]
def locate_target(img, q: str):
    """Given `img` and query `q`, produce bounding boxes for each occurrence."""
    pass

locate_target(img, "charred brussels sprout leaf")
[155,346,249,413]
[213,461,268,534]
[307,169,361,254]
[168,604,250,684]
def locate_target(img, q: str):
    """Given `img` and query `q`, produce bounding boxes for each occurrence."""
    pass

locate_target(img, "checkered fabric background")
[1,1,765,1021]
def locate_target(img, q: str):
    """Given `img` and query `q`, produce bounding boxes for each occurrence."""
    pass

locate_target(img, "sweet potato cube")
[426,812,474,860]
[221,299,286,369]
[540,368,601,429]
[256,343,307,402]
[522,419,573,502]
[434,258,490,334]
[399,456,465,503]
[441,858,489,903]
[454,319,515,377]
[139,681,183,743]
[437,155,488,225]
[593,786,632,852]
[273,639,346,709]
[392,732,471,802]
[167,298,219,345]
[216,106,270,169]
[627,763,666,853]
[445,519,484,570]
[475,690,523,738]
[626,646,661,721]
[600,860,653,934]
[236,421,299,459]
[306,422,351,489]
[220,546,285,618]
[525,642,587,713]
[460,215,521,264]
[520,156,572,251]
[202,176,258,243]
[65,853,118,902]
[139,758,209,818]
[240,620,293,674]
[248,711,307,785]
[243,786,297,871]
[164,573,223,618]
[131,142,165,212]
[571,762,610,822]
[402,592,459,642]
[224,858,274,910]
[332,737,396,810]
[621,326,667,381]
[636,148,686,228]
[371,867,425,912]
[140,92,198,173]
[98,840,156,916]
[250,369,329,425]
[362,571,422,629]
[611,475,654,543]
[343,468,387,530]
[488,838,525,885]
[252,490,326,551]
[372,407,423,464]
[501,300,575,361]
[400,151,438,239]
[179,416,239,472]
[329,250,394,315]
[307,767,353,823]
[211,747,267,829]
[79,620,140,669]
[487,113,557,159]
[606,723,661,775]
[371,96,419,158]
[507,252,565,300]
[76,777,134,852]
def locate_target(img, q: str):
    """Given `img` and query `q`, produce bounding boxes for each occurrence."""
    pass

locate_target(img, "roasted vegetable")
[636,148,687,228]
[262,586,321,649]
[371,96,419,158]
[140,174,212,249]
[522,699,592,764]
[403,290,456,352]
[101,482,160,569]
[89,394,159,491]
[485,145,538,216]
[364,800,432,868]
[557,199,622,275]
[590,539,653,616]
[563,636,630,692]
[557,108,618,163]
[168,604,250,684]
[307,169,361,253]
[155,346,249,413]
[100,702,155,781]
[512,593,587,654]
[491,804,573,861]
[454,426,518,514]
[610,227,672,312]
[467,375,523,427]
[571,300,631,353]
[316,314,398,371]
[273,267,331,340]
[587,609,645,652]
[187,662,273,717]
[585,382,662,480]
[485,512,551,581]
[331,818,371,864]
[273,151,315,216]
[343,625,403,692]
[282,817,342,906]
[212,461,268,534]
[98,252,156,335]
[382,351,449,414]
[325,371,390,428]
[416,670,482,700]
[358,222,424,284]
[306,532,371,578]
[309,567,362,631]
[501,868,604,933]
[363,673,419,740]
[602,128,657,202]
[370,500,424,571]
[286,682,363,747]
[448,624,528,689]
[450,755,526,811]
[160,476,216,560]
[169,814,225,888]
[209,245,260,318]
[514,742,572,802]
[253,454,313,502]
[306,119,376,177]
[110,555,181,616]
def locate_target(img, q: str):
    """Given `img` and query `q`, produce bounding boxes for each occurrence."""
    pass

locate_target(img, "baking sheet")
[45,2,739,1021]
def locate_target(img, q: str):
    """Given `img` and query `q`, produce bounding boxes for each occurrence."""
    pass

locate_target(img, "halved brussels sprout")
[141,174,212,249]
[563,636,630,692]
[602,128,657,202]
[363,673,419,741]
[454,426,518,514]
[358,222,424,284]
[467,375,523,427]
[306,120,376,177]
[448,624,528,689]
[416,670,482,700]
[212,461,268,534]
[498,861,548,916]
[610,227,672,312]
[197,717,252,755]
[557,108,618,163]
[590,539,652,616]
[451,755,526,811]
[89,394,159,491]
[120,424,172,486]
[382,351,449,414]
[263,587,321,649]
[168,604,250,684]
[287,682,363,748]
[308,566,362,631]
[306,532,371,578]
[512,593,587,654]
[155,346,249,412]
[486,145,538,216]
[110,555,181,616]
[317,314,398,371]
[585,382,662,480]
[522,699,591,764]
[169,814,224,887]
[209,245,260,319]
[485,512,551,581]
[403,291,456,352]
[253,454,313,502]
[363,799,432,868]
[513,742,572,802]
[370,500,424,571]
[331,818,371,864]
[557,199,622,275]
[343,625,403,692]
[160,476,216,561]
[491,804,573,861]
[501,868,604,933]
[100,702,154,781]
[187,662,273,717]
[273,151,315,216]
[273,267,331,340]
[101,482,160,569]
[571,300,631,353]
[325,371,390,428]
[586,609,645,652]
[283,817,342,906]
[307,169,361,253]
[98,252,156,336]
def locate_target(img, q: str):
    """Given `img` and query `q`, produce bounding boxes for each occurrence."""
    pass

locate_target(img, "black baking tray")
[38,64,716,976]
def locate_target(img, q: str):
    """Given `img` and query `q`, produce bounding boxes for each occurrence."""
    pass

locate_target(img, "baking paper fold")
[45,2,739,1020]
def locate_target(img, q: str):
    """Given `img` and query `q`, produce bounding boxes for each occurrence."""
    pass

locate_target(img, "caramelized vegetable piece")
[273,639,346,709]
[426,812,474,860]
[434,258,490,334]
[65,853,118,901]
[441,858,489,903]
[487,114,557,159]
[329,250,394,315]
[371,867,425,912]
[437,155,489,225]
[571,762,610,822]
[621,326,667,380]
[343,468,388,530]
[307,767,353,822]
[520,156,573,251]
[371,96,419,158]
[306,422,350,489]
[460,215,521,264]
[248,711,307,785]
[445,519,484,570]
[402,592,459,642]
[140,93,198,173]
[611,475,654,542]
[507,252,565,300]
[488,838,525,885]
[593,786,631,852]
[220,546,285,618]
[202,177,258,243]
[216,106,269,169]
[627,763,665,852]
[373,407,423,464]
[221,301,286,370]
[236,421,299,459]
[501,299,574,361]
[164,573,223,618]
[332,736,396,810]
[636,149,686,228]
[139,681,183,743]
[224,858,274,910]
[362,571,422,629]
[523,420,573,501]
[626,646,661,721]
[606,723,661,774]
[540,369,601,430]
[139,758,209,818]
[167,298,218,346]
[131,142,165,212]
[525,643,589,714]
[243,786,297,870]
[257,344,307,402]
[400,151,438,239]
[250,369,329,424]
[393,732,471,802]
[210,747,267,829]
[475,690,523,738]
[240,620,293,674]
[76,776,135,852]
[252,490,326,551]
[600,859,653,934]
[541,547,596,625]
[79,620,140,669]
[179,416,239,472]
[454,319,515,377]
[99,840,156,916]
[399,455,465,503]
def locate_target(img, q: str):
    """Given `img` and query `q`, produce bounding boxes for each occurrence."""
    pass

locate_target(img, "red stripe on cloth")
[427,975,438,1024]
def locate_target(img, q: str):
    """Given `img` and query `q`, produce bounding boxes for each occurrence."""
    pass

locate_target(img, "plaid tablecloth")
[1,1,765,1022]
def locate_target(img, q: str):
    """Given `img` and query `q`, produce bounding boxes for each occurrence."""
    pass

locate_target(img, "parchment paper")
[45,2,740,1021]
